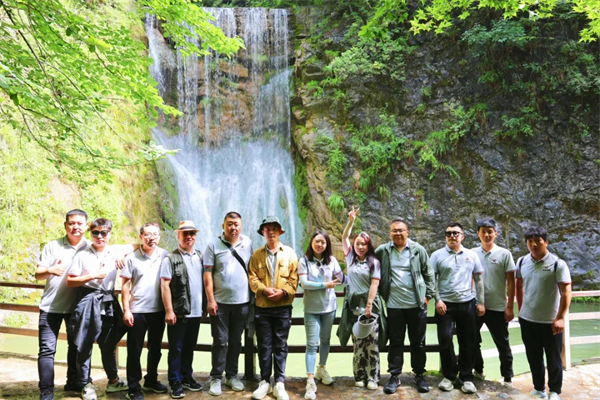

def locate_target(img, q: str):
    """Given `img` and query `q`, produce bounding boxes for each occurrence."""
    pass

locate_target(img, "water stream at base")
[146,8,303,252]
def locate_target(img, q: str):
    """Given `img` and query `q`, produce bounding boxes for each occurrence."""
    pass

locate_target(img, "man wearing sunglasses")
[376,219,436,394]
[429,222,484,394]
[121,222,169,400]
[203,212,253,396]
[36,209,90,400]
[471,218,516,386]
[160,221,205,399]
[67,218,136,400]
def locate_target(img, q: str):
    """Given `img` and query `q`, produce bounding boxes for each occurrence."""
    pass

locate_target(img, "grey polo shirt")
[345,249,381,294]
[203,234,252,304]
[69,244,132,292]
[299,256,343,314]
[38,236,91,314]
[121,247,167,313]
[430,245,483,303]
[516,252,571,324]
[160,248,204,318]
[471,244,516,312]
[387,243,419,309]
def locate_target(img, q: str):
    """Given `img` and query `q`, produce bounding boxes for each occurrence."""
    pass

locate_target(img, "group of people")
[35,208,572,400]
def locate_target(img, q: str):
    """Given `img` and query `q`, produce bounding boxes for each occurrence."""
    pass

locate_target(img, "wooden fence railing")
[1,282,598,376]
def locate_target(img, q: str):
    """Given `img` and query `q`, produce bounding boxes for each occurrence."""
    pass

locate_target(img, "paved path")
[0,353,598,400]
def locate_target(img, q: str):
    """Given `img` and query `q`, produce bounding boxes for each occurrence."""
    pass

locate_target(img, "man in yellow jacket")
[248,216,298,400]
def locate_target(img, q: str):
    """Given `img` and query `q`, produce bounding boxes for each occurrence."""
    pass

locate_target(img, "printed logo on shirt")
[542,264,554,272]
[492,259,498,263]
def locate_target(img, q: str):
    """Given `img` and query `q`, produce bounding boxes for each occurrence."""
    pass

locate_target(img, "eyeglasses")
[182,231,196,237]
[390,229,407,234]
[91,230,110,238]
[445,231,462,237]
[142,233,160,238]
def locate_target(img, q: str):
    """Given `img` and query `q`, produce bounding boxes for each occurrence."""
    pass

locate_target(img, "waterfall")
[146,9,304,253]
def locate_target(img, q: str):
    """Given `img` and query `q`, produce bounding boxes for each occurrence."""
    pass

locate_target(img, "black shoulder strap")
[219,238,247,273]
[517,256,524,273]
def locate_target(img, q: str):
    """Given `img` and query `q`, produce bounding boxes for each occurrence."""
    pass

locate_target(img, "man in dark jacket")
[160,221,204,399]
[375,219,436,394]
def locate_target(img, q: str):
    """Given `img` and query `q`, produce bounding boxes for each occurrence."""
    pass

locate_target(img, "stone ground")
[0,353,598,400]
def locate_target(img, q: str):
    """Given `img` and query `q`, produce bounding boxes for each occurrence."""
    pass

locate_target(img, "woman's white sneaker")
[315,366,333,385]
[304,380,317,400]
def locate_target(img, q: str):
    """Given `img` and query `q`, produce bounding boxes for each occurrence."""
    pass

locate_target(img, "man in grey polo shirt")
[471,218,516,385]
[430,222,484,394]
[376,219,436,394]
[203,211,253,396]
[122,222,169,400]
[160,220,204,399]
[516,227,571,400]
[36,209,90,400]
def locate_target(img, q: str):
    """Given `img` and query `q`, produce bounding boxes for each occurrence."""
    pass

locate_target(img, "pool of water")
[1,301,598,380]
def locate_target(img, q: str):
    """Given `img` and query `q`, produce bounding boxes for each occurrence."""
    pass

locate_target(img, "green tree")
[0,0,243,182]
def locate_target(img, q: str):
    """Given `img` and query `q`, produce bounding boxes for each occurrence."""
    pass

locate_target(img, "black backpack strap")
[219,238,247,273]
[517,256,524,274]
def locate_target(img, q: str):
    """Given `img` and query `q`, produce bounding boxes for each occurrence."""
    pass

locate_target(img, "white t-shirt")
[345,249,381,294]
[471,244,516,312]
[69,244,132,292]
[121,247,168,313]
[38,236,90,313]
[430,245,483,303]
[516,252,571,324]
[299,256,343,314]
[387,245,418,309]
[160,248,204,318]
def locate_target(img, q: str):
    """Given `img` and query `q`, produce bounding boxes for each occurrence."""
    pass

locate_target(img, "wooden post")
[244,328,256,380]
[561,311,571,370]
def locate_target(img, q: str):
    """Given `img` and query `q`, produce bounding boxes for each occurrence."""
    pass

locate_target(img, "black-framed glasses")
[91,230,110,238]
[445,231,462,237]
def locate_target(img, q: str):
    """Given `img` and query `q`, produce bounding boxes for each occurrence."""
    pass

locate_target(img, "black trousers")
[387,306,427,375]
[475,309,514,380]
[520,317,563,394]
[126,312,165,394]
[38,311,78,391]
[435,299,477,382]
[254,306,292,383]
[210,303,249,379]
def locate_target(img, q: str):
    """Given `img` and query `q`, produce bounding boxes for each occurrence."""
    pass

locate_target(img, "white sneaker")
[530,389,548,399]
[461,381,477,394]
[549,392,560,400]
[81,383,97,400]
[438,377,454,391]
[354,380,365,388]
[225,377,244,392]
[106,377,128,393]
[366,380,377,390]
[315,366,334,385]
[252,380,271,399]
[209,379,222,396]
[304,380,317,400]
[273,382,289,400]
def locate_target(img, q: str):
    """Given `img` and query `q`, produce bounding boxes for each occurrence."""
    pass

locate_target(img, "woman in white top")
[342,206,381,390]
[299,231,344,400]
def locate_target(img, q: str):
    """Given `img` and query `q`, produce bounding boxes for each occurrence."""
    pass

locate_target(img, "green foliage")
[0,0,243,183]
[327,193,345,214]
[2,312,29,328]
[316,134,346,188]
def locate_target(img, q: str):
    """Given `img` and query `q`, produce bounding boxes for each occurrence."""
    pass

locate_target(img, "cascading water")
[145,9,303,252]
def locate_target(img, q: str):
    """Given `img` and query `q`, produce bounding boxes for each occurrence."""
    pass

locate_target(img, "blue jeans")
[167,317,201,384]
[304,311,336,374]
[38,311,78,391]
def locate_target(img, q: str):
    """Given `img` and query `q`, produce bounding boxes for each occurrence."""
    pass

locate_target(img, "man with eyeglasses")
[121,222,168,400]
[471,218,516,386]
[36,209,90,400]
[203,212,253,396]
[429,222,484,394]
[160,221,205,399]
[516,227,571,400]
[67,218,136,400]
[376,219,436,394]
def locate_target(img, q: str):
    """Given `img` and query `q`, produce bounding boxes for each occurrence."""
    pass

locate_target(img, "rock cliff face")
[290,8,599,288]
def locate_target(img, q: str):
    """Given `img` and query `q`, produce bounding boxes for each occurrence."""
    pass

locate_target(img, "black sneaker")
[126,391,145,400]
[64,381,81,393]
[170,382,185,399]
[182,377,202,392]
[383,375,400,394]
[40,389,54,400]
[143,381,168,394]
[416,374,430,393]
